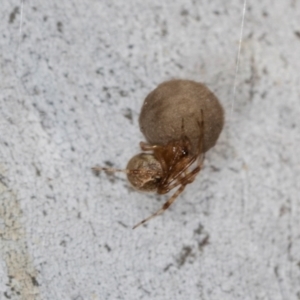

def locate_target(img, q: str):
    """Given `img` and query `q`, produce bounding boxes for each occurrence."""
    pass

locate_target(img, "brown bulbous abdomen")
[139,80,224,154]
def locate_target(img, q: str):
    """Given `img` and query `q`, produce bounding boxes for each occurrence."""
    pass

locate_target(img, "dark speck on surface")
[194,223,210,250]
[117,221,128,228]
[123,108,133,123]
[176,246,194,267]
[180,9,189,16]
[105,244,112,252]
[104,160,114,167]
[198,235,210,250]
[119,90,128,97]
[295,31,300,39]
[31,276,39,287]
[9,7,19,23]
[163,264,173,272]
[210,165,220,172]
[60,240,66,247]
[57,21,63,33]
[33,164,41,176]
[194,223,204,235]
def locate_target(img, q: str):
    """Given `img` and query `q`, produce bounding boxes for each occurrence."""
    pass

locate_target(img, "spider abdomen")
[139,79,224,154]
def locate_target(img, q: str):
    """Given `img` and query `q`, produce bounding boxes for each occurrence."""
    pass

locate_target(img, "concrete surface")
[1,0,300,299]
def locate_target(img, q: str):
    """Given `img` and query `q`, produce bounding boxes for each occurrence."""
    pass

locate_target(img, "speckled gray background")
[1,1,300,299]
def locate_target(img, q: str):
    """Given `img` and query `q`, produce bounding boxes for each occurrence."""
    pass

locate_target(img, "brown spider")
[92,114,204,229]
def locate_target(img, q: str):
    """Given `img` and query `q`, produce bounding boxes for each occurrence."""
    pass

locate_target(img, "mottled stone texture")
[1,1,300,300]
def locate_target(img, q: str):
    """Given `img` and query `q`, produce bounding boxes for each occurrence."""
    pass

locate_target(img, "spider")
[92,113,204,229]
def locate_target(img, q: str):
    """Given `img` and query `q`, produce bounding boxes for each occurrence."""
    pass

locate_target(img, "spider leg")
[163,165,199,192]
[183,163,202,184]
[184,146,205,184]
[181,117,185,137]
[169,154,196,182]
[132,148,205,229]
[92,166,129,174]
[159,148,204,192]
[158,156,196,193]
[140,141,158,151]
[197,109,205,155]
[92,166,160,176]
[133,184,186,229]
[160,113,200,188]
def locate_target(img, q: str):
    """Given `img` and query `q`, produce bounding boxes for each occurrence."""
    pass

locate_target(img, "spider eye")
[181,148,189,156]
